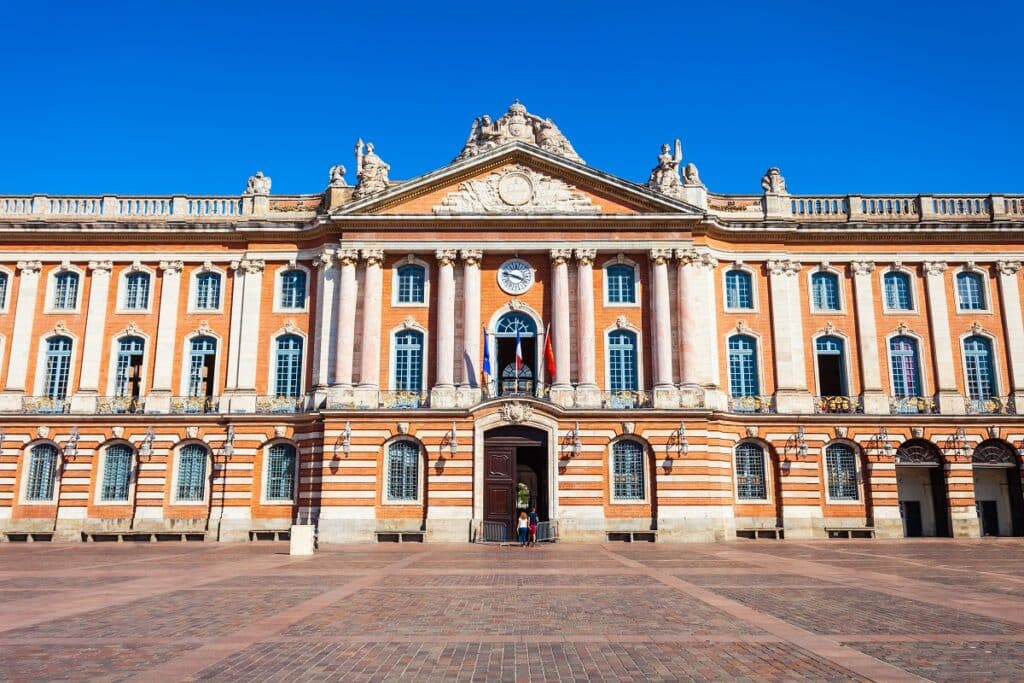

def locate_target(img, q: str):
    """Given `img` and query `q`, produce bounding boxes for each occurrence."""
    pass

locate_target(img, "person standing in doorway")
[517,511,529,546]
[528,506,539,546]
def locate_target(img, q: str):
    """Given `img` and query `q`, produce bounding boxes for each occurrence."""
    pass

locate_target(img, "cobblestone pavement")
[3,540,1024,681]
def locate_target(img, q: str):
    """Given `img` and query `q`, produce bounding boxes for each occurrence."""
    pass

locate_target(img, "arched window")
[392,330,424,392]
[195,272,221,310]
[735,443,767,500]
[495,312,536,335]
[396,264,426,304]
[279,269,307,309]
[53,271,79,310]
[883,271,912,310]
[810,272,840,311]
[0,271,8,309]
[889,335,921,398]
[100,444,133,502]
[727,335,759,398]
[25,443,58,501]
[725,270,753,309]
[825,443,858,501]
[964,335,996,401]
[176,444,208,501]
[265,443,297,501]
[187,336,217,400]
[612,440,645,500]
[956,272,986,310]
[274,335,303,398]
[815,335,847,397]
[114,336,145,401]
[606,264,636,304]
[124,272,150,310]
[386,441,419,501]
[607,330,638,392]
[44,336,73,401]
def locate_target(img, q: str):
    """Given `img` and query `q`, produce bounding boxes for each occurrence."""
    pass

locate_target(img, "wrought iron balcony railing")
[97,396,146,414]
[600,390,652,409]
[22,396,69,414]
[255,395,305,414]
[889,395,938,415]
[169,396,220,414]
[378,391,428,409]
[728,395,776,414]
[967,396,1017,415]
[814,395,864,415]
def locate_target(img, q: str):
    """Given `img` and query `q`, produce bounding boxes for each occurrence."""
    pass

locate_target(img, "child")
[528,506,539,546]
[517,511,529,546]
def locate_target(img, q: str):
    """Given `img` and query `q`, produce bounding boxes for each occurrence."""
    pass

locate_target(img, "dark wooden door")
[901,501,923,537]
[979,500,999,536]
[484,445,516,538]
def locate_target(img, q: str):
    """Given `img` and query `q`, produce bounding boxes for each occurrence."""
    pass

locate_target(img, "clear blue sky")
[2,1,1021,196]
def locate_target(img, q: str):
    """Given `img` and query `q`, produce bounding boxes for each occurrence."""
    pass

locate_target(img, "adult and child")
[517,506,540,546]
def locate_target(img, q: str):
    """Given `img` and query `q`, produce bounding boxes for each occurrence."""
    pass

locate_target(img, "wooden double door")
[484,426,548,537]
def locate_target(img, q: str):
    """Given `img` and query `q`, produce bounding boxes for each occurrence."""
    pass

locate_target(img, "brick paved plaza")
[3,540,1024,681]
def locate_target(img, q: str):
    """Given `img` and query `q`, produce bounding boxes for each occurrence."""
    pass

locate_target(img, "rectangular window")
[44,351,71,399]
[25,448,57,501]
[884,273,912,310]
[101,447,133,501]
[280,271,306,309]
[735,446,767,500]
[397,266,425,304]
[612,442,645,500]
[725,271,753,309]
[53,273,78,309]
[266,445,296,501]
[606,265,636,304]
[176,448,206,501]
[393,332,423,392]
[124,273,150,310]
[826,447,858,501]
[387,443,419,501]
[607,332,638,392]
[195,274,220,310]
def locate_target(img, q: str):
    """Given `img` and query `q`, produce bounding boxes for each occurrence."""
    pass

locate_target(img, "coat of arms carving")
[434,165,599,216]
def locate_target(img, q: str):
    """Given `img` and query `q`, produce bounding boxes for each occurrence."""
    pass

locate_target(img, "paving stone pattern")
[1,540,1024,681]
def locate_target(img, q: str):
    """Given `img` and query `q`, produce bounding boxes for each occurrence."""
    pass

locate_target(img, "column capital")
[850,260,875,276]
[16,260,42,274]
[649,248,673,265]
[337,248,360,265]
[435,249,458,265]
[361,249,384,266]
[158,260,184,274]
[997,260,1022,275]
[313,249,335,268]
[550,248,573,265]
[87,260,114,274]
[675,248,717,269]
[231,258,265,274]
[460,249,483,266]
[767,258,801,276]
[573,248,597,265]
[922,260,948,276]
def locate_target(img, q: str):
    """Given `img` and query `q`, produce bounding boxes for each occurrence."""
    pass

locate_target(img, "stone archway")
[972,439,1024,537]
[895,439,951,537]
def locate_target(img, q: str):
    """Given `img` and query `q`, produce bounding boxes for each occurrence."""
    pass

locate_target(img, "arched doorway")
[972,439,1024,537]
[492,313,537,397]
[895,439,951,537]
[483,425,548,538]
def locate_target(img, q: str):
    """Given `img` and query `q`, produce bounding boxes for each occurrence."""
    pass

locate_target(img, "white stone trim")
[33,327,80,398]
[602,318,646,392]
[265,324,309,397]
[722,262,759,312]
[883,326,931,397]
[115,263,156,314]
[879,263,919,315]
[103,328,152,397]
[169,440,213,506]
[821,439,864,505]
[92,440,139,506]
[724,325,767,398]
[271,262,312,313]
[390,255,431,307]
[178,327,223,397]
[18,439,63,505]
[810,327,854,397]
[259,439,300,506]
[607,435,652,504]
[958,326,1004,398]
[186,263,226,314]
[388,319,429,393]
[953,264,994,314]
[43,262,85,314]
[381,435,425,506]
[733,439,774,503]
[600,254,641,308]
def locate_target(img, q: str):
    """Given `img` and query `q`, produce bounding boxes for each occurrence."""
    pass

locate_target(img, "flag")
[481,327,492,392]
[515,327,524,374]
[544,323,556,381]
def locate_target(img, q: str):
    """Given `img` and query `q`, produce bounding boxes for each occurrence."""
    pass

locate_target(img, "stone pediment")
[433,165,599,215]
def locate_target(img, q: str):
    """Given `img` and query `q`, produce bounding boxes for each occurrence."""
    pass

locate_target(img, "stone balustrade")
[702,193,1024,223]
[0,194,320,220]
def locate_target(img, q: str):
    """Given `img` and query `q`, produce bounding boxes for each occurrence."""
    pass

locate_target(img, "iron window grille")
[100,444,133,501]
[176,444,207,501]
[386,441,419,501]
[735,443,767,500]
[25,444,58,501]
[612,440,645,500]
[265,443,296,501]
[825,443,858,500]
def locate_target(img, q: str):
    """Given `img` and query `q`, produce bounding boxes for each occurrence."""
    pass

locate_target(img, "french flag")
[514,327,524,373]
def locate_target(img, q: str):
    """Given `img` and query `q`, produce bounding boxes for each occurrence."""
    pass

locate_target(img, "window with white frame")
[956,271,986,310]
[612,440,645,500]
[265,443,297,501]
[889,335,921,398]
[187,336,217,398]
[396,264,426,304]
[274,335,303,398]
[393,330,423,392]
[124,272,150,310]
[113,336,145,400]
[25,443,58,501]
[725,270,753,309]
[0,271,8,309]
[44,336,72,400]
[176,444,208,501]
[386,440,419,501]
[964,335,996,401]
[727,335,759,398]
[883,271,912,310]
[810,272,840,311]
[606,264,636,304]
[735,442,767,500]
[194,272,221,310]
[100,444,133,502]
[825,443,858,501]
[607,330,638,392]
[52,271,79,310]
[279,269,307,309]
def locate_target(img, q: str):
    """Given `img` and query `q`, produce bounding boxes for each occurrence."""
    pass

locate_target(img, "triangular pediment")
[332,143,704,217]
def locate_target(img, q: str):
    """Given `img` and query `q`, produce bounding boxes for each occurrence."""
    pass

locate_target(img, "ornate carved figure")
[647,140,683,197]
[329,164,347,187]
[244,171,272,195]
[457,101,584,163]
[682,162,703,187]
[761,167,787,194]
[353,140,391,199]
[434,165,599,215]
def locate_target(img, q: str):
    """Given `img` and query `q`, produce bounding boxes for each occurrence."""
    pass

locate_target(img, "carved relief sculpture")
[352,139,391,199]
[434,165,599,215]
[457,101,584,163]
[328,165,348,187]
[244,171,272,195]
[761,167,787,194]
[648,140,684,197]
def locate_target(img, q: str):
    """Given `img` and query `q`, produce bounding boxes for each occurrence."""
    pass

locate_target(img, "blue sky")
[1,1,1021,196]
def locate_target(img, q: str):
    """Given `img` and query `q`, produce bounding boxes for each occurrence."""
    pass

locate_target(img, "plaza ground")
[2,540,1024,681]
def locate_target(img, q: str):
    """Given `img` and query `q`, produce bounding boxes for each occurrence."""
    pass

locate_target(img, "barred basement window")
[612,440,645,500]
[124,272,150,310]
[386,441,419,501]
[735,443,767,500]
[825,443,858,501]
[101,444,133,502]
[265,443,297,501]
[176,444,207,501]
[279,269,307,309]
[25,444,58,501]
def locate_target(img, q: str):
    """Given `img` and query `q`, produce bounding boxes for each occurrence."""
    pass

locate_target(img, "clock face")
[498,258,534,295]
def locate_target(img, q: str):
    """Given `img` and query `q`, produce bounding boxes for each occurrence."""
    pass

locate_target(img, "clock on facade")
[497,258,534,294]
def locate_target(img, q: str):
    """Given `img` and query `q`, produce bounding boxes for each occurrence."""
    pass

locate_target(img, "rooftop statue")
[647,140,684,197]
[761,167,788,194]
[353,139,390,199]
[683,162,703,187]
[243,170,271,195]
[329,164,348,188]
[457,100,584,164]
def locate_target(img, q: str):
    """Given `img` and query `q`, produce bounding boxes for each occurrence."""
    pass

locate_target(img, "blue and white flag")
[481,327,492,391]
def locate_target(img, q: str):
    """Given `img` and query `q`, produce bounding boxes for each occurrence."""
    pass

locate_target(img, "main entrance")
[895,439,952,537]
[483,426,548,538]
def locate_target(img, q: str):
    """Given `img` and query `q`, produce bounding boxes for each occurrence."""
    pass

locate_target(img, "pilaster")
[851,261,888,414]
[549,249,574,407]
[996,261,1024,405]
[574,248,600,408]
[767,258,813,413]
[228,259,264,413]
[332,249,360,399]
[70,260,114,414]
[676,248,721,409]
[458,249,483,407]
[311,249,336,407]
[355,249,384,407]
[922,261,964,414]
[0,260,42,411]
[146,260,183,413]
[649,248,678,408]
[431,249,457,408]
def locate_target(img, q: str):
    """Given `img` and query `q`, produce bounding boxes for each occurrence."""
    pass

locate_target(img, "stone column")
[230,259,264,413]
[997,261,1024,406]
[676,248,722,409]
[923,261,964,414]
[332,249,360,401]
[574,248,600,408]
[459,249,483,406]
[0,260,42,411]
[311,250,336,404]
[850,261,887,414]
[224,262,245,393]
[146,260,183,413]
[767,258,813,413]
[70,260,114,413]
[432,249,458,408]
[549,249,574,406]
[650,248,679,408]
[355,249,384,406]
